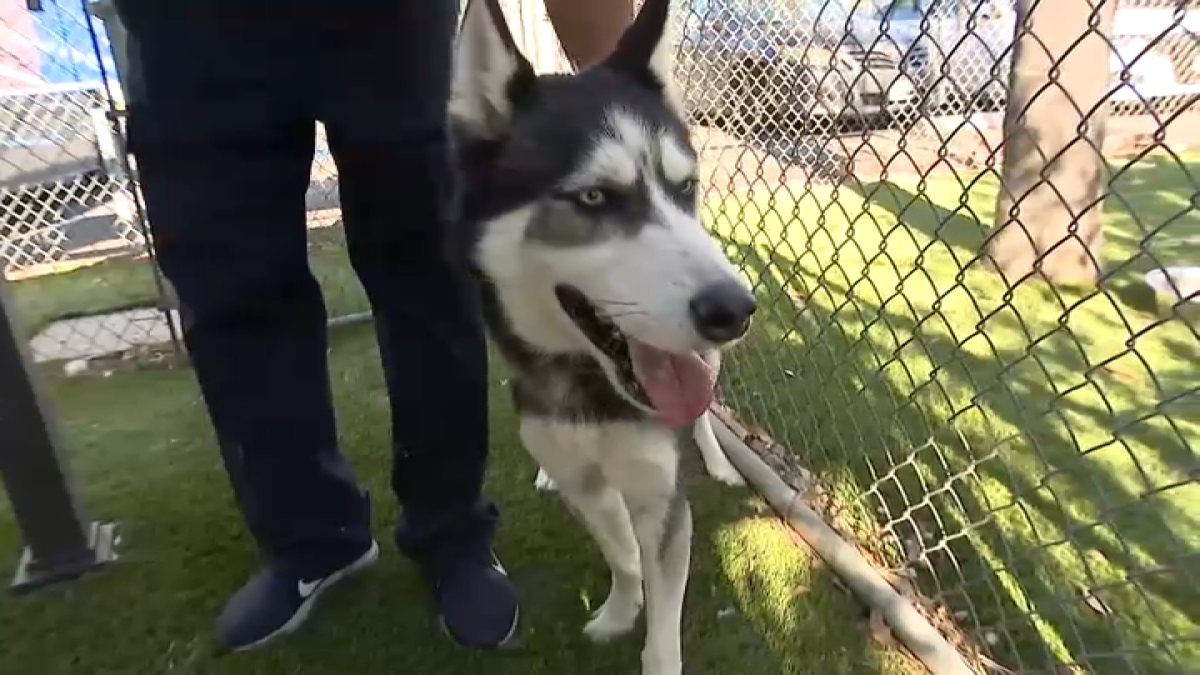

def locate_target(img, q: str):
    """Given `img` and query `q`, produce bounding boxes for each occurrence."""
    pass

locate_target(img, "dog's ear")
[601,0,682,108]
[448,0,537,140]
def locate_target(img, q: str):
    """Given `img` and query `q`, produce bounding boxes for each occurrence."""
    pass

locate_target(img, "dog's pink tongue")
[629,341,717,428]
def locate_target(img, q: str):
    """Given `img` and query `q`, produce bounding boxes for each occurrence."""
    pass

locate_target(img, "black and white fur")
[450,1,756,673]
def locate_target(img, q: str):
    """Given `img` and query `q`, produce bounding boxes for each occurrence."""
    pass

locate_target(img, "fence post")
[0,271,118,593]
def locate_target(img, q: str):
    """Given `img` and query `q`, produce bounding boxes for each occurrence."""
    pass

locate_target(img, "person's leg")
[544,0,637,69]
[115,5,375,649]
[311,2,517,649]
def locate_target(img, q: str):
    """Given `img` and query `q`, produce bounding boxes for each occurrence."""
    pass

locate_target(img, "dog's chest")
[508,361,645,422]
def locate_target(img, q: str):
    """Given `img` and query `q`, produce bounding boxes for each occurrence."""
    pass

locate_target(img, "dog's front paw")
[533,468,558,492]
[694,414,746,487]
[583,599,641,644]
[704,460,746,487]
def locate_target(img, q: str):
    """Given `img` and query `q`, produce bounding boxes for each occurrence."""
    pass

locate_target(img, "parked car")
[858,0,1200,112]
[675,0,922,130]
[676,0,1200,133]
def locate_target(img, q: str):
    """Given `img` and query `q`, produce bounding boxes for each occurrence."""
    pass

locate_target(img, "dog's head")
[451,0,756,425]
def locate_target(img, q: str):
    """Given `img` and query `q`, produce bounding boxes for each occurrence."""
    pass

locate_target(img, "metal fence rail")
[668,0,1198,673]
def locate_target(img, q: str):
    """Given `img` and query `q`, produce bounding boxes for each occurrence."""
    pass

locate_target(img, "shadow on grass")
[6,256,162,337]
[0,321,916,675]
[847,152,1200,313]
[848,180,991,254]
[713,232,1198,675]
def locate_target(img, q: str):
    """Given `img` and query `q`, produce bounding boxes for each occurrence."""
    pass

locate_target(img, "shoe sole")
[437,555,520,650]
[231,540,381,652]
[438,604,520,650]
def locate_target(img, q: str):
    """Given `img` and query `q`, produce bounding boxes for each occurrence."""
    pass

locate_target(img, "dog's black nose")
[689,281,757,343]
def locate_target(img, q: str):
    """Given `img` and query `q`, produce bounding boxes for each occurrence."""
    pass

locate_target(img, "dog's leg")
[627,479,690,675]
[608,433,690,675]
[695,351,744,486]
[693,411,745,486]
[556,479,645,642]
[520,419,642,640]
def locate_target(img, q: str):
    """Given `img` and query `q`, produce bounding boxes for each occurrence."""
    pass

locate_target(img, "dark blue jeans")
[115,1,496,578]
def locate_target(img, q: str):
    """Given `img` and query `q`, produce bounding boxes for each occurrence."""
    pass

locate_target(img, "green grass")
[703,151,1200,674]
[6,226,371,340]
[0,238,917,674]
[7,256,161,336]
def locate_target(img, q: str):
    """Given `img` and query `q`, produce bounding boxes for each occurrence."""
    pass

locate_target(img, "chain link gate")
[0,0,177,366]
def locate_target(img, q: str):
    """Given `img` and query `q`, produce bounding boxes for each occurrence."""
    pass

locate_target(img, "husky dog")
[449,0,757,672]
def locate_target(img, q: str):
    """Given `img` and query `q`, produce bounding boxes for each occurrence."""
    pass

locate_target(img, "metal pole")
[0,272,118,593]
[85,0,137,107]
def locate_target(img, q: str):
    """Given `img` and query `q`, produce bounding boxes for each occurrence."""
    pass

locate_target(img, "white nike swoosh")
[297,578,323,598]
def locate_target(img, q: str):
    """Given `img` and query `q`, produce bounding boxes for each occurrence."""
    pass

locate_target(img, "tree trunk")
[987,0,1116,285]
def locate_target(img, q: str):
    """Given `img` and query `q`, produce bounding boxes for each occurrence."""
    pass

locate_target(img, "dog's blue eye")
[574,189,608,208]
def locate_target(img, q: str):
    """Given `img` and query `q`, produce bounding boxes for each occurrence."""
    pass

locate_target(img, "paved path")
[30,307,180,362]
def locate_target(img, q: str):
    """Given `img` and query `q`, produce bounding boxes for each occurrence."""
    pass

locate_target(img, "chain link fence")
[2,0,1195,670]
[665,0,1198,672]
[1,1,363,367]
[0,0,175,366]
[0,85,138,269]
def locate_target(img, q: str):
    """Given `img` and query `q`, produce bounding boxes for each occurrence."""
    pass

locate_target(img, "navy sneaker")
[215,539,380,651]
[427,547,520,649]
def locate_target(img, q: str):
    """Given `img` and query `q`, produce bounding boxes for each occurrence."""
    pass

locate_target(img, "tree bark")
[987,0,1117,285]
